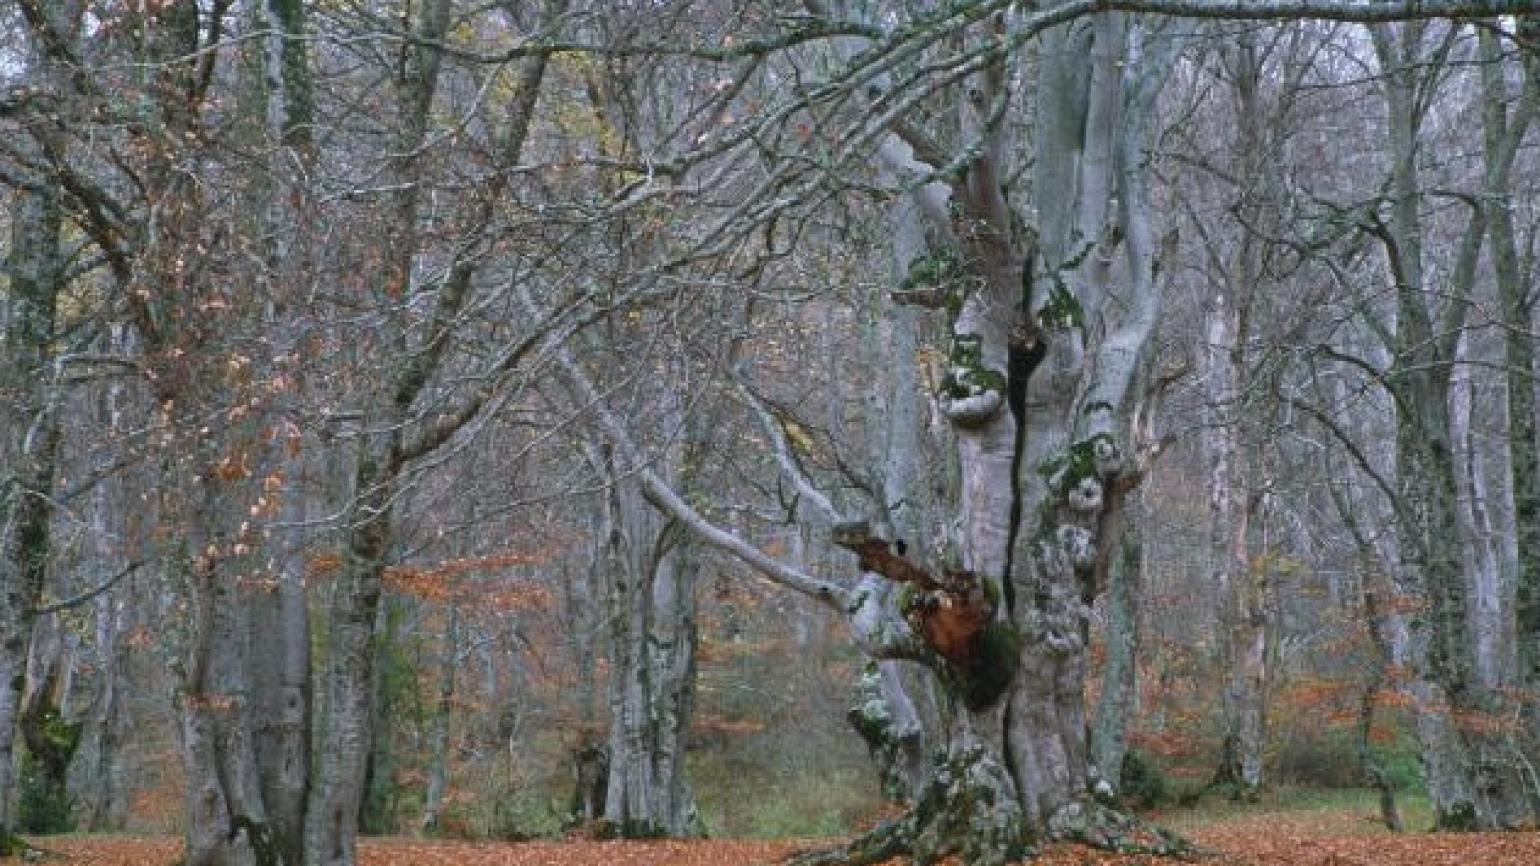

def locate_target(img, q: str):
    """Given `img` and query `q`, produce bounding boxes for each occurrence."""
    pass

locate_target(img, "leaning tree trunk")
[843,182,940,805]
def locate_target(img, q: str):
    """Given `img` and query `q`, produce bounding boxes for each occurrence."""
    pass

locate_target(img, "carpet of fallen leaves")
[21,811,1540,866]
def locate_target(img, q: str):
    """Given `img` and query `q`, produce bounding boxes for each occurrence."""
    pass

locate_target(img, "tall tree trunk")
[73,357,135,833]
[174,458,282,866]
[304,446,395,866]
[1492,19,1540,747]
[1370,22,1535,828]
[598,456,702,838]
[0,90,69,846]
[1205,289,1267,798]
[1451,346,1504,689]
[243,1,318,859]
[302,2,441,859]
[300,1,560,857]
[1203,36,1282,800]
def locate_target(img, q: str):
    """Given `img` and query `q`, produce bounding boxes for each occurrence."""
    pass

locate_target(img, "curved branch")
[30,560,144,616]
[522,289,850,609]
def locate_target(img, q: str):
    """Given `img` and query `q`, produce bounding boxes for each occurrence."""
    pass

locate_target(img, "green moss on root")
[1439,801,1478,832]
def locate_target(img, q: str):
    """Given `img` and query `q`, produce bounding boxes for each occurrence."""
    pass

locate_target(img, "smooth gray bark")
[594,431,702,838]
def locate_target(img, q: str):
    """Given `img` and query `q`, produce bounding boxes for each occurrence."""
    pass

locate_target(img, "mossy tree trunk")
[801,13,1182,866]
[1005,14,1179,847]
[0,177,64,847]
[1367,21,1536,830]
[17,651,82,833]
[0,3,77,842]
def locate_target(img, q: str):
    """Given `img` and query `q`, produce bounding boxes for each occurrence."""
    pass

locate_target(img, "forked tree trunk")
[800,16,1182,866]
[1003,16,1178,847]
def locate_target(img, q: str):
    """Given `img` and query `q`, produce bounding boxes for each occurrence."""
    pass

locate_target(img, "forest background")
[4,2,1540,866]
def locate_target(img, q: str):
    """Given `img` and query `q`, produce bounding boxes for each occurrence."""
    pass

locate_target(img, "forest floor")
[14,789,1540,865]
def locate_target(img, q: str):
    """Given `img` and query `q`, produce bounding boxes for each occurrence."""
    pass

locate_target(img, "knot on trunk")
[940,390,1004,428]
[938,334,1006,429]
[1067,476,1104,513]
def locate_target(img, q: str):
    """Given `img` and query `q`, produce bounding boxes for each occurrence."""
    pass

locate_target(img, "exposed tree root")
[785,745,1031,866]
[786,796,1195,866]
[784,817,910,866]
[1048,802,1195,858]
